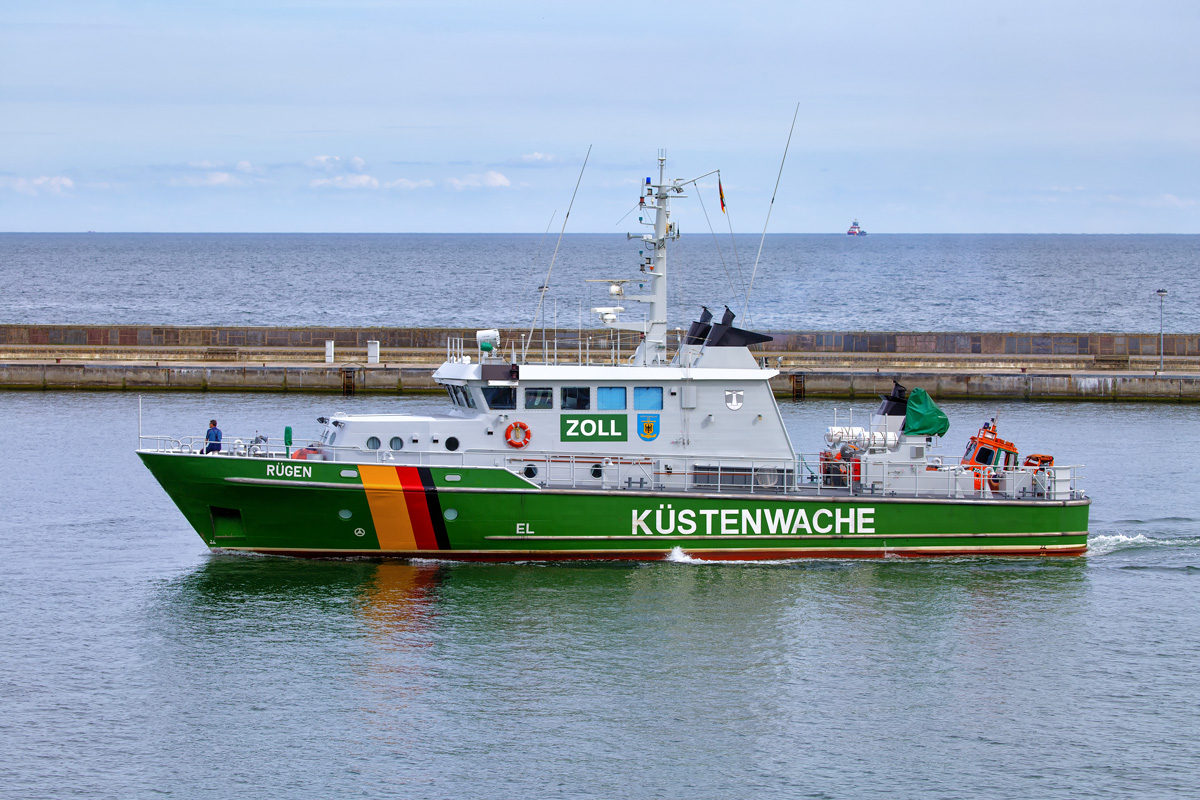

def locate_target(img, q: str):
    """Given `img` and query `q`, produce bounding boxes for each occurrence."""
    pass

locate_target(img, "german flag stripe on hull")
[358,465,447,552]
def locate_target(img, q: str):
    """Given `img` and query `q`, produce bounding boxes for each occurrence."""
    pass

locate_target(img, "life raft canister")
[505,421,532,449]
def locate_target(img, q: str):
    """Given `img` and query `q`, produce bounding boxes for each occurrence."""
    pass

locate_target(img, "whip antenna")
[527,145,591,359]
[744,103,799,322]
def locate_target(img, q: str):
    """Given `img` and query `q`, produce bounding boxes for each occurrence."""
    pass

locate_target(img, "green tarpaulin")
[904,387,950,436]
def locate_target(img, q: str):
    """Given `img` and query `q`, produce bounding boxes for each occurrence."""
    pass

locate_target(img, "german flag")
[719,177,726,213]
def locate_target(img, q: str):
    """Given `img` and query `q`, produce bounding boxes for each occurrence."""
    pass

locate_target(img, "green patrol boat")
[139,155,1089,560]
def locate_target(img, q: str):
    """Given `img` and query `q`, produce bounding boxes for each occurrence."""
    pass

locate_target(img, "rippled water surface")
[3,392,1199,799]
[2,233,1198,332]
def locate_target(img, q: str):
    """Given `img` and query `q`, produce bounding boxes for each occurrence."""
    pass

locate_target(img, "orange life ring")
[505,421,532,448]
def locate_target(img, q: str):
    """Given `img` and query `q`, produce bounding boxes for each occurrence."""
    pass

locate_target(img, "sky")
[2,0,1198,233]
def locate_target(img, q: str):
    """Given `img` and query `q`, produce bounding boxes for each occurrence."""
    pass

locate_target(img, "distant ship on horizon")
[847,219,867,236]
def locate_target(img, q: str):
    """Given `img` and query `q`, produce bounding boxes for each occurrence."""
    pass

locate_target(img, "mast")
[626,151,680,366]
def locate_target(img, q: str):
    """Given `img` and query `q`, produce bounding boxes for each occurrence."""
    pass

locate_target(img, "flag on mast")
[718,177,726,213]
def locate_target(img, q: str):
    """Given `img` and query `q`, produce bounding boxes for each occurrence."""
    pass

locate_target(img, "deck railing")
[139,434,1084,502]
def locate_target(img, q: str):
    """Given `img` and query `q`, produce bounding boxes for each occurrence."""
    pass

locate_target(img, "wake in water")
[663,546,829,566]
[1087,533,1200,557]
[665,546,707,564]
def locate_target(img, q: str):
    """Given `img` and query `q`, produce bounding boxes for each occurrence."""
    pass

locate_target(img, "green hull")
[139,452,1090,560]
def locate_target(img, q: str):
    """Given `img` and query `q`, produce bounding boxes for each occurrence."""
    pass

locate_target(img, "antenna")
[526,145,591,360]
[744,102,799,322]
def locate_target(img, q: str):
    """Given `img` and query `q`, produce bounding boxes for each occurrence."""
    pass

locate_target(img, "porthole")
[338,509,353,520]
[366,436,381,450]
[389,436,404,451]
[444,508,458,521]
[591,463,603,479]
[523,465,538,479]
[445,436,460,452]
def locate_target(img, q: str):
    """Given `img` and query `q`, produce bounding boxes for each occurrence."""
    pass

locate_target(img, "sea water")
[2,233,1198,333]
[2,391,1199,799]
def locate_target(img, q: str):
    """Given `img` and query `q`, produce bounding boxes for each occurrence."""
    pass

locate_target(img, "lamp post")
[1156,289,1169,372]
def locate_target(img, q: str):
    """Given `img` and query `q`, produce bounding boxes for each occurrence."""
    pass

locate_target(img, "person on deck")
[205,420,222,453]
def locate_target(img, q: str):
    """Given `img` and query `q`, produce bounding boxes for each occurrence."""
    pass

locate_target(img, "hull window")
[482,386,516,409]
[562,387,591,410]
[525,388,553,409]
[597,387,626,409]
[634,386,663,410]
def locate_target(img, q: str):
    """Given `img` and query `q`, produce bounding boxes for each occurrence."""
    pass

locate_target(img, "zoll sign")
[560,414,628,442]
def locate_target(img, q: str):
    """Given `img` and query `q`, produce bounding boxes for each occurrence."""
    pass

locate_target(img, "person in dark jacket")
[205,419,222,453]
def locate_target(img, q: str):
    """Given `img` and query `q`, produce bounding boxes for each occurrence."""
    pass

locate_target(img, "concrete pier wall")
[3,323,1199,358]
[3,324,1200,400]
[782,372,1200,401]
[5,361,1200,401]
[0,363,414,393]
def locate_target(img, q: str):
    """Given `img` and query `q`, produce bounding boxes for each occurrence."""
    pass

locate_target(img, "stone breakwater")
[2,324,1199,400]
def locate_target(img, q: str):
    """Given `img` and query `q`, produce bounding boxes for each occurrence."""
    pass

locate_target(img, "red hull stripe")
[249,546,1088,562]
[395,466,440,550]
[417,467,452,550]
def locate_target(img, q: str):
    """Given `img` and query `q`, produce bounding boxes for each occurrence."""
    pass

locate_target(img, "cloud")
[1147,193,1196,209]
[522,152,557,164]
[304,155,342,171]
[186,159,223,169]
[304,155,367,172]
[1,175,75,195]
[235,160,258,174]
[170,172,241,187]
[447,171,511,190]
[384,178,434,189]
[1101,192,1197,209]
[310,174,380,189]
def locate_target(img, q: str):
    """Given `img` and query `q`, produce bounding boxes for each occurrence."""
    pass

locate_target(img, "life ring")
[505,421,532,449]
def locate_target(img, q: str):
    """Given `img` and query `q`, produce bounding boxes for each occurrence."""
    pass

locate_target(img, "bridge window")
[597,387,626,410]
[482,386,516,410]
[634,386,663,410]
[462,387,477,409]
[561,386,590,410]
[974,446,995,466]
[525,388,553,409]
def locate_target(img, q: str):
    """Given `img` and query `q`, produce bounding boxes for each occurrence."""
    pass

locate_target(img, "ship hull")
[140,453,1090,560]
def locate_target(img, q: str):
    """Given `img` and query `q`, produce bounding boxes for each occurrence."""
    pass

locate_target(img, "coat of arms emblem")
[637,413,660,441]
[725,390,744,410]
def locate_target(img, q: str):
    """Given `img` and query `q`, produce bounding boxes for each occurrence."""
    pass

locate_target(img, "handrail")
[138,434,1084,501]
